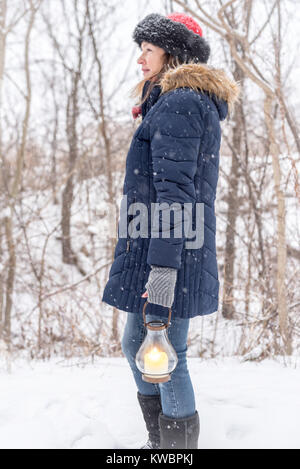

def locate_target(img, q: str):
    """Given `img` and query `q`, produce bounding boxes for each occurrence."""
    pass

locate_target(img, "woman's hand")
[142,265,178,308]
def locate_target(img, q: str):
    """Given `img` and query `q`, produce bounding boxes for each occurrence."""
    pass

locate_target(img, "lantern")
[135,301,178,383]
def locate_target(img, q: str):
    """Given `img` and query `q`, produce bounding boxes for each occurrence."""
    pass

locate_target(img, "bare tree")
[42,1,89,271]
[1,0,43,358]
[0,0,28,342]
[0,0,7,343]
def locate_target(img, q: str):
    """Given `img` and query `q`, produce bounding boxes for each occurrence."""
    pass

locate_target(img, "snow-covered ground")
[0,356,299,449]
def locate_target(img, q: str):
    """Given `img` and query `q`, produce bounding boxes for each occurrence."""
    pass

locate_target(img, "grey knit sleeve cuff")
[145,265,178,308]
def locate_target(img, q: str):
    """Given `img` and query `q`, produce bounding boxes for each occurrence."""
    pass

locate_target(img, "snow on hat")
[133,12,210,64]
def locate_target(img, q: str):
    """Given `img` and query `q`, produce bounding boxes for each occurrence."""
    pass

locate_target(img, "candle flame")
[144,347,169,375]
[149,347,162,361]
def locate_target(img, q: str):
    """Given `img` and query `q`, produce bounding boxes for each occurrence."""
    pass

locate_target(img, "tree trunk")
[2,1,36,351]
[264,95,292,355]
[0,0,7,338]
[3,215,15,351]
[222,62,244,319]
[61,73,81,265]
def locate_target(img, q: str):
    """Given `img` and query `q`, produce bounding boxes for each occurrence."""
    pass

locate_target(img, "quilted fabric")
[102,63,240,319]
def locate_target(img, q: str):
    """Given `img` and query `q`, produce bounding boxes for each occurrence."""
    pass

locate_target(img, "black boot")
[159,410,200,449]
[137,392,162,449]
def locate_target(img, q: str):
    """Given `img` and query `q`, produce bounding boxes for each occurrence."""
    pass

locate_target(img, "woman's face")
[137,41,166,80]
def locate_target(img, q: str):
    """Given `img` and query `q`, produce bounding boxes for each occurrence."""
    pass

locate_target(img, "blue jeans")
[121,311,196,419]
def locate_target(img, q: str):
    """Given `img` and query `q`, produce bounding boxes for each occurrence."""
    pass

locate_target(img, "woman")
[102,12,240,449]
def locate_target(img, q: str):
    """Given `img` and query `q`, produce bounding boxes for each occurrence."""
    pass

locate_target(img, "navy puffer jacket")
[102,63,239,319]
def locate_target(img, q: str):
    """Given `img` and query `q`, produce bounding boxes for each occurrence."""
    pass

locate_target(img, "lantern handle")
[142,300,172,329]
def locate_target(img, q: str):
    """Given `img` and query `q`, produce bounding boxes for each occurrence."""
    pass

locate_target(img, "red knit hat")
[166,12,203,37]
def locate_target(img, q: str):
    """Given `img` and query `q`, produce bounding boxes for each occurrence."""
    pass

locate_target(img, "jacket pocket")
[123,238,134,271]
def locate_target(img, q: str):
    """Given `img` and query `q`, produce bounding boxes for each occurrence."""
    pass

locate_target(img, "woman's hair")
[130,52,183,107]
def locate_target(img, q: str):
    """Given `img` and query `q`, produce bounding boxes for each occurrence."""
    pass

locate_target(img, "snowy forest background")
[0,0,300,366]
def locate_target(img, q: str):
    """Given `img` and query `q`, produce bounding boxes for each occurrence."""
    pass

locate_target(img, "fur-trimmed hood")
[160,62,240,118]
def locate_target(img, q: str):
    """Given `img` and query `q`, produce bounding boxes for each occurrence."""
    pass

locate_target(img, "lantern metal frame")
[135,300,178,384]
